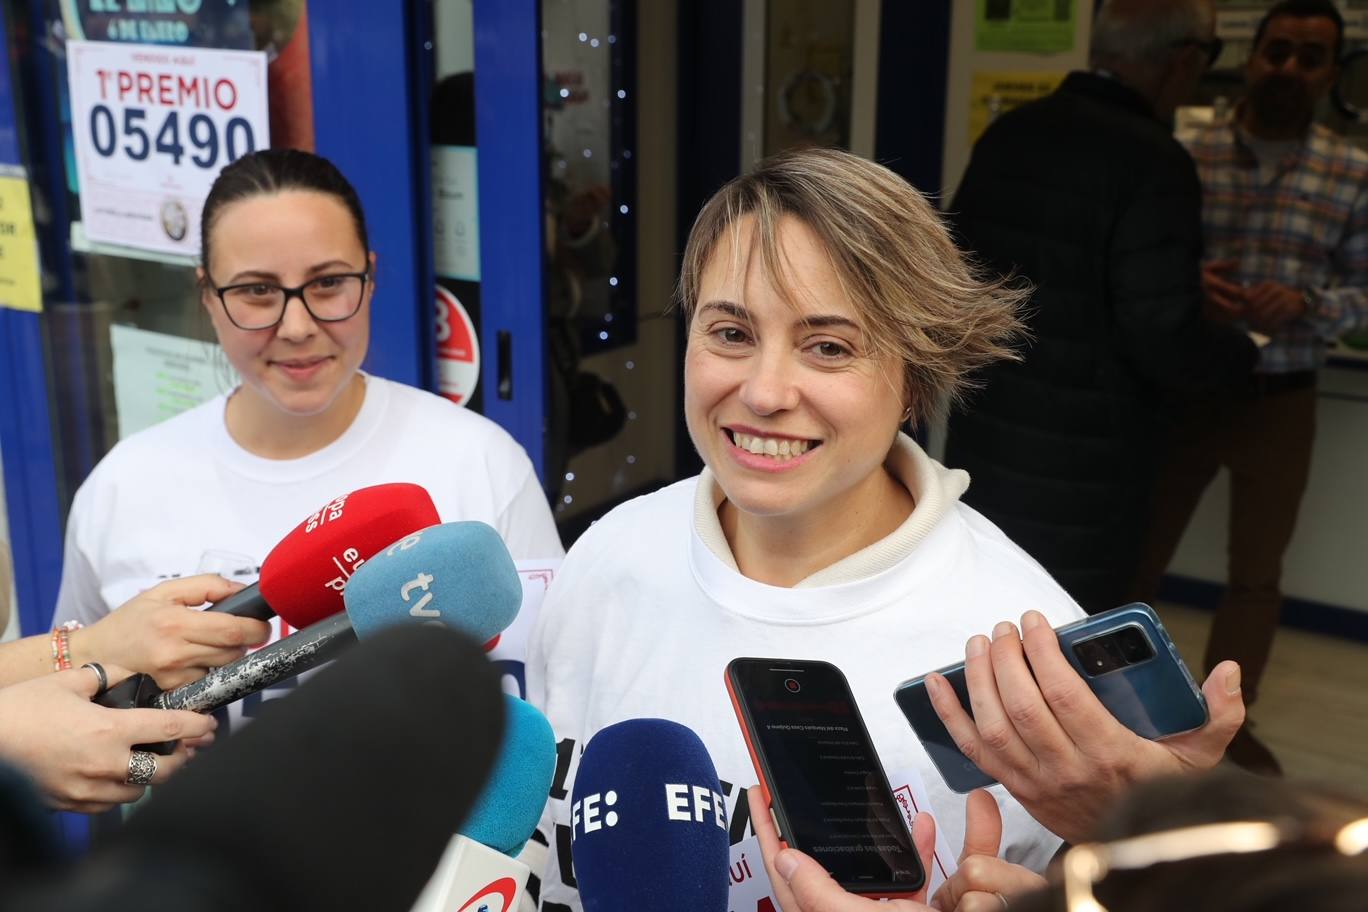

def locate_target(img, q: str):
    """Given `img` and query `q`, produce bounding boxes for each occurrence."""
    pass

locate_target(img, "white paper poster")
[433,144,481,281]
[66,40,269,256]
[110,323,236,439]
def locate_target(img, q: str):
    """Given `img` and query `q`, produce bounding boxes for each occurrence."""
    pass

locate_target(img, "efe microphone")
[209,482,439,623]
[570,719,730,912]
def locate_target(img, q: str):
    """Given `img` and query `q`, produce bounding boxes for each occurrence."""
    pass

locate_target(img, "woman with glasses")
[51,149,561,699]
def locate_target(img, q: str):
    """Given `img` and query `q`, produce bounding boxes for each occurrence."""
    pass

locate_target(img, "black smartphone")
[726,658,926,898]
[895,603,1209,792]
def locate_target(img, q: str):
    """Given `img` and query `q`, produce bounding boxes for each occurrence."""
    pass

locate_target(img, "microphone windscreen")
[258,483,440,628]
[115,625,505,912]
[571,719,730,912]
[343,521,521,645]
[459,694,556,855]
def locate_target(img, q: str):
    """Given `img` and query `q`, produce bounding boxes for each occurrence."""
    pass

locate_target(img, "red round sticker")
[436,285,480,406]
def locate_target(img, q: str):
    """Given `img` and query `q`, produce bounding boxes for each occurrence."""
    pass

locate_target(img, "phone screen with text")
[731,660,924,892]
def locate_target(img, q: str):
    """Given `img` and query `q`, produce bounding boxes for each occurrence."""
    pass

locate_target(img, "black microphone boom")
[204,582,273,620]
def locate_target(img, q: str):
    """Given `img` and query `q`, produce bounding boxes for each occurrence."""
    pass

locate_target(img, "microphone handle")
[156,613,358,713]
[206,581,275,620]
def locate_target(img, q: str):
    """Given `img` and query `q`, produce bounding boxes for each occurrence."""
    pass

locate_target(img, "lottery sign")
[66,39,268,255]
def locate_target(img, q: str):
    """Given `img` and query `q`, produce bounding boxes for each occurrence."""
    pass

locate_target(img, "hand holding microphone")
[0,662,215,813]
[97,521,523,724]
[73,575,271,691]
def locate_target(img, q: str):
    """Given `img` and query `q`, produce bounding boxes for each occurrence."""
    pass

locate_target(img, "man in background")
[1131,0,1368,774]
[947,0,1255,615]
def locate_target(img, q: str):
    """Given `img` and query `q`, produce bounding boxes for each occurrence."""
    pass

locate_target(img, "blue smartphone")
[893,603,1208,793]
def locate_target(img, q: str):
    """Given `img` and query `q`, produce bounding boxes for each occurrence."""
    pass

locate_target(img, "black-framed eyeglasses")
[1260,37,1333,71]
[1173,35,1224,68]
[208,271,370,331]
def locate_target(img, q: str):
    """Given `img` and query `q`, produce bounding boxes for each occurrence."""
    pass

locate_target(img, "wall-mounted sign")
[65,40,269,256]
[968,70,1065,145]
[436,284,480,406]
[63,0,254,49]
[0,169,43,313]
[976,0,1075,54]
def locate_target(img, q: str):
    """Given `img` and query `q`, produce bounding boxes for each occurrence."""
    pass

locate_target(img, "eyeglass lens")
[1261,38,1330,70]
[223,274,365,329]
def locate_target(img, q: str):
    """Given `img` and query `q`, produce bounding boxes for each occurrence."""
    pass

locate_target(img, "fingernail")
[992,621,1015,640]
[1225,664,1242,695]
[1021,611,1043,631]
[924,673,941,698]
[207,716,219,730]
[775,848,800,881]
[966,635,988,658]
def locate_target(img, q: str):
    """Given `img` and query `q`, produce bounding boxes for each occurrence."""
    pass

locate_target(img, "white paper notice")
[66,40,269,256]
[110,324,236,439]
[432,144,481,281]
[725,766,956,910]
[488,559,561,700]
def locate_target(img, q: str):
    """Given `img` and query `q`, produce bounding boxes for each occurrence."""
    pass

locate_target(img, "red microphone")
[209,483,440,627]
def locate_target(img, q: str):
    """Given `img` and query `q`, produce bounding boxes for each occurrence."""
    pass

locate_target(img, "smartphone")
[725,658,926,897]
[895,603,1208,793]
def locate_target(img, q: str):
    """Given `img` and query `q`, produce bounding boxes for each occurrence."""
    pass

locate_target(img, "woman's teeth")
[731,432,812,460]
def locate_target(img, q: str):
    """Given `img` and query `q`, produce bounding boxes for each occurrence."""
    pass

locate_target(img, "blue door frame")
[0,0,549,644]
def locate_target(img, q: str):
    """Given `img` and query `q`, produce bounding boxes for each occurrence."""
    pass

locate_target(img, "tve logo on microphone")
[384,530,442,619]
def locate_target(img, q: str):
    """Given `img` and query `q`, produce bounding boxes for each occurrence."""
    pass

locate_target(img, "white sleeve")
[51,492,110,628]
[496,465,565,562]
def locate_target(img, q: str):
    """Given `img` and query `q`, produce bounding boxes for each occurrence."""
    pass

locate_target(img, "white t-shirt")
[526,435,1083,910]
[53,375,563,724]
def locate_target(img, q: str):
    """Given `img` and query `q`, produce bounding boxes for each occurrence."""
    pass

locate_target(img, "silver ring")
[81,662,108,696]
[125,750,157,786]
[996,892,1009,910]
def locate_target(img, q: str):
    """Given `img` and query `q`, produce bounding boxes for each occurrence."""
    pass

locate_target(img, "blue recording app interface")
[737,661,921,888]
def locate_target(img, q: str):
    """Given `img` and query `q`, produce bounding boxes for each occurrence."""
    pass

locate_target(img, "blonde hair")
[677,147,1027,421]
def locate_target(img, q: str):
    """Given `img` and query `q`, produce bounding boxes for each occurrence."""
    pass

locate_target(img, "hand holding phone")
[895,605,1246,843]
[726,658,926,898]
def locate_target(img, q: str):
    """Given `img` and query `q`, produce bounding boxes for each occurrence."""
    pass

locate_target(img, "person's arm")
[0,576,271,690]
[0,663,215,813]
[1110,152,1258,392]
[1308,183,1368,337]
[926,610,1246,844]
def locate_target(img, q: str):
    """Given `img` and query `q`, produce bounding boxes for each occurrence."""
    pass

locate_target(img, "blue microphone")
[344,521,522,643]
[411,695,557,912]
[570,719,730,912]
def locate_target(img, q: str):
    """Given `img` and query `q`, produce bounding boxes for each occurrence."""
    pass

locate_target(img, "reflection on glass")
[764,0,854,155]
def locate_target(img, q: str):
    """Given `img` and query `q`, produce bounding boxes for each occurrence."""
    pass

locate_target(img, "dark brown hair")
[199,148,370,274]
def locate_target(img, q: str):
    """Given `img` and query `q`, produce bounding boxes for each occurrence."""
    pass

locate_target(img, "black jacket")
[945,71,1255,612]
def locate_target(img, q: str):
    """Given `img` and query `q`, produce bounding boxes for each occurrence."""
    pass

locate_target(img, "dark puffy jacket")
[945,72,1255,613]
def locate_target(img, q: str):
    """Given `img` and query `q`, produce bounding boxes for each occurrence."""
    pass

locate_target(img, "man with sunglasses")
[948,0,1257,617]
[1132,0,1368,776]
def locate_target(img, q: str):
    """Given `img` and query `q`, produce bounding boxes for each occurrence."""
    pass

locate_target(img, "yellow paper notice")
[0,174,42,313]
[968,71,1066,147]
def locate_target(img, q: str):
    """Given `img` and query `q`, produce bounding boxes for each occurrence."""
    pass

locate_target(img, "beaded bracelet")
[50,620,82,671]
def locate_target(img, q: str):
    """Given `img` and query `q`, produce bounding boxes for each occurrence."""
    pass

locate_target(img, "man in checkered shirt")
[1132,0,1368,774]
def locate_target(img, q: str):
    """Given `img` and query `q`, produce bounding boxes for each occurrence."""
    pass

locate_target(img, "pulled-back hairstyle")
[199,148,370,274]
[676,147,1026,420]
